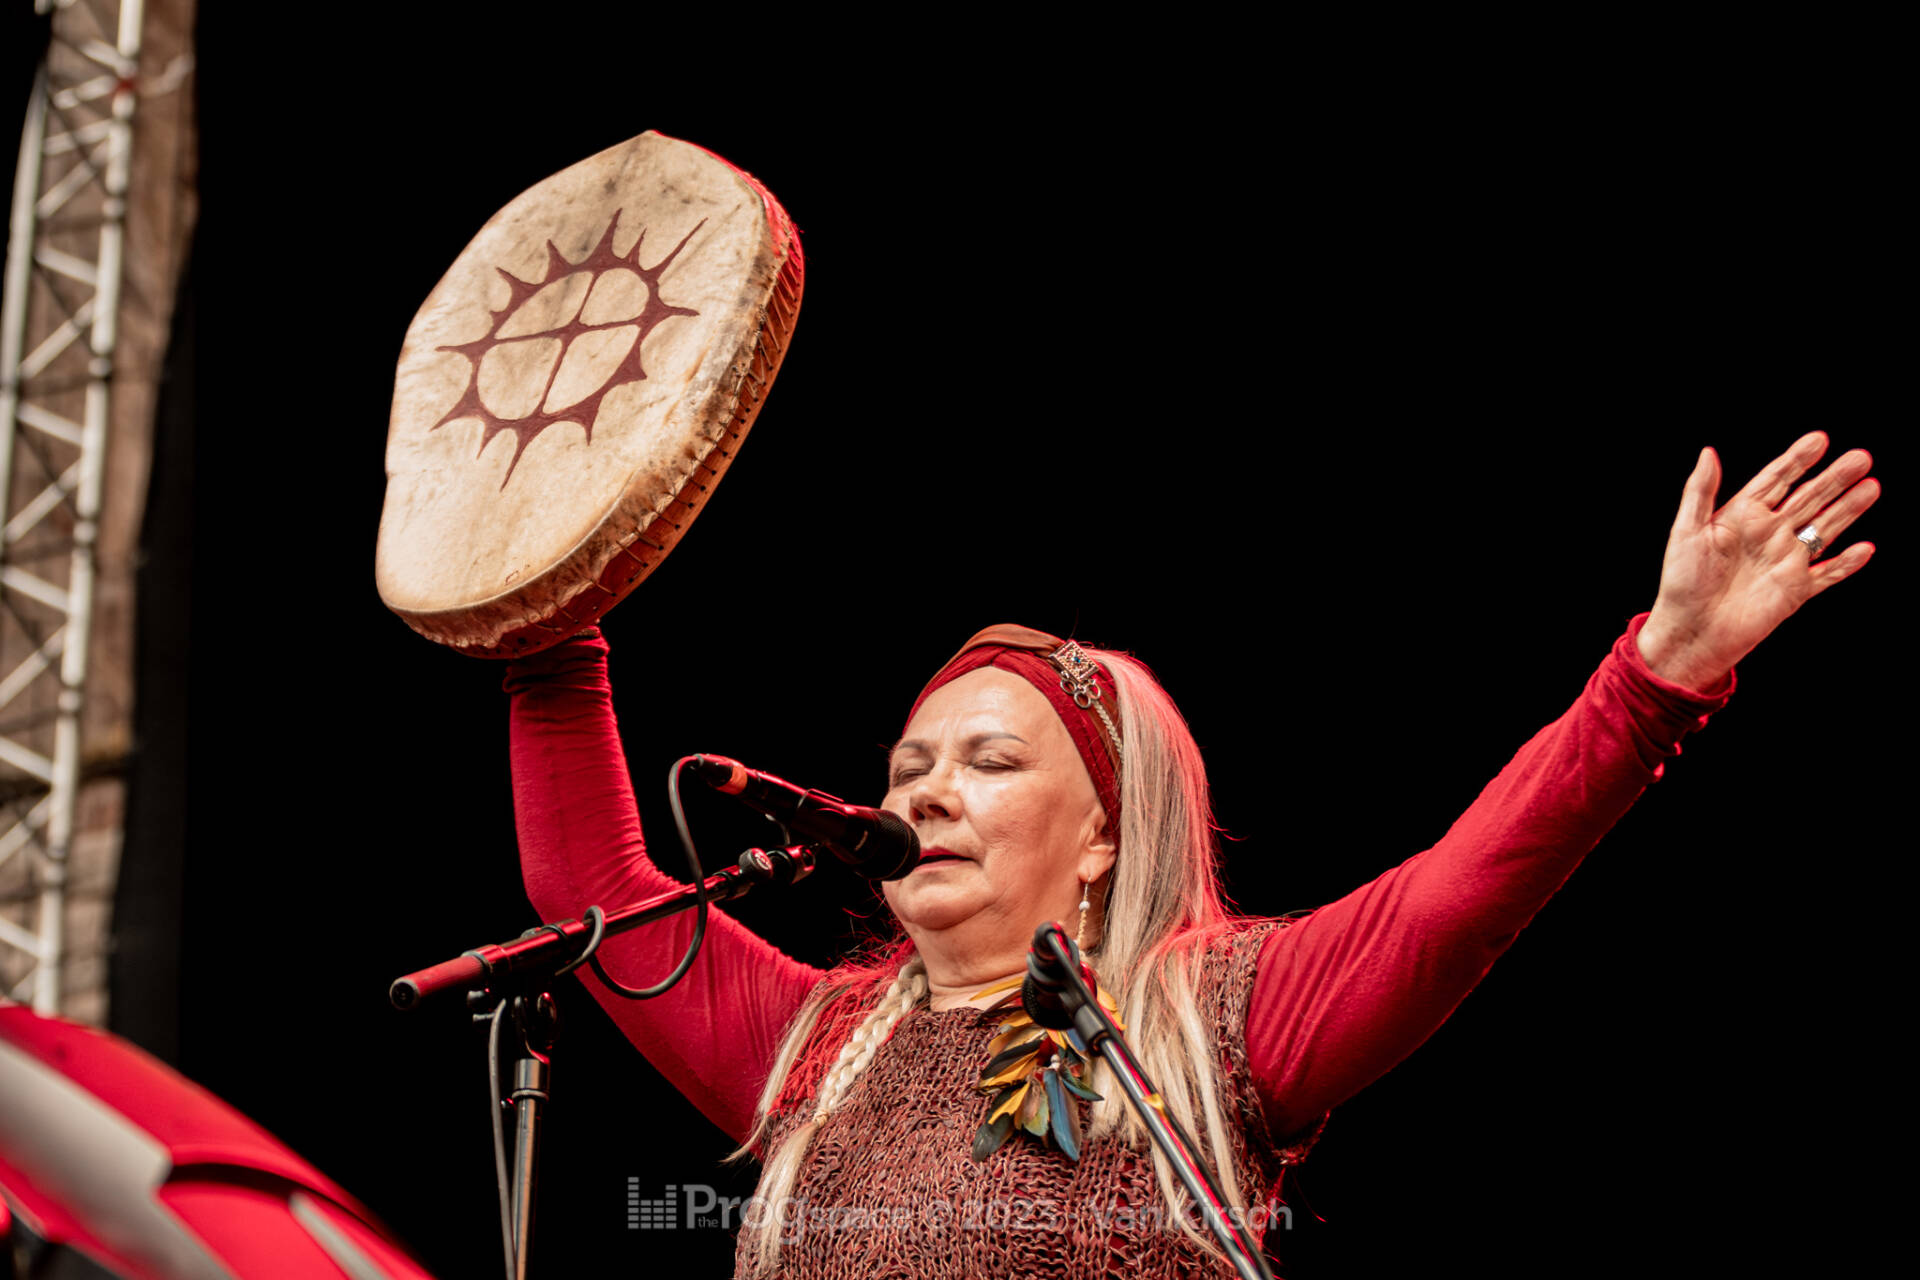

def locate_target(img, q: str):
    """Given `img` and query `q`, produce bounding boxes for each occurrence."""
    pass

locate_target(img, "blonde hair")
[731,646,1248,1271]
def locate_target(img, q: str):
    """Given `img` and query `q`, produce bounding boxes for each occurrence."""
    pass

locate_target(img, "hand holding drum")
[376,132,803,656]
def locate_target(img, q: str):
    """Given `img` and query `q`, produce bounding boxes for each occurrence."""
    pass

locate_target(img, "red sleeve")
[1245,613,1735,1143]
[504,630,826,1145]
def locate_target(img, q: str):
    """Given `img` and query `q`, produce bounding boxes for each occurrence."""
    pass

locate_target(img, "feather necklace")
[967,967,1124,1162]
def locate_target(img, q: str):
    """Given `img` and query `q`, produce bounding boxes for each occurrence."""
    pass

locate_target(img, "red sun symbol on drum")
[431,210,705,486]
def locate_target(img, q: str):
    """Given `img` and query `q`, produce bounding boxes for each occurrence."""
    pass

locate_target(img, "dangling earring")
[1075,879,1091,952]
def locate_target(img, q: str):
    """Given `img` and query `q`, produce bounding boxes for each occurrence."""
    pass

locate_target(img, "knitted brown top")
[738,920,1306,1278]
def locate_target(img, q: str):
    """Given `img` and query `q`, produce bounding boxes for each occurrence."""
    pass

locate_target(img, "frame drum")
[376,131,802,657]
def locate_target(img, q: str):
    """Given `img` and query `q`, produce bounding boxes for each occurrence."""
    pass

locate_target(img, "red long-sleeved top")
[505,615,1732,1149]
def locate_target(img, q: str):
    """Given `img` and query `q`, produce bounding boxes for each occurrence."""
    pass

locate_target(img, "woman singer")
[504,433,1876,1276]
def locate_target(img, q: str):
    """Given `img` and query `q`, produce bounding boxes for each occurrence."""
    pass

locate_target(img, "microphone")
[1021,922,1080,1032]
[688,755,920,880]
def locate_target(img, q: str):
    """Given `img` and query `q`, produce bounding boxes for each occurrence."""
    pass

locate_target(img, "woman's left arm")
[1246,433,1879,1145]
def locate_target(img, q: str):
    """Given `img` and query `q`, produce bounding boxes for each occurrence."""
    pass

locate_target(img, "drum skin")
[376,131,803,657]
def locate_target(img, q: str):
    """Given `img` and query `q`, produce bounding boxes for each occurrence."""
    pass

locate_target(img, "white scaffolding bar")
[0,0,147,1014]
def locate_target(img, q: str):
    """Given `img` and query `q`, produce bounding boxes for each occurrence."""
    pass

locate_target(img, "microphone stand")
[389,844,817,1011]
[390,844,818,1280]
[1025,924,1275,1280]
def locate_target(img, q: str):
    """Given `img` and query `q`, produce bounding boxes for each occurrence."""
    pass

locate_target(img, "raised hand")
[1636,432,1879,693]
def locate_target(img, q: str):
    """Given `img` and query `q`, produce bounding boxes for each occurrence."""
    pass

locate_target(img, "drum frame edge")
[394,206,804,661]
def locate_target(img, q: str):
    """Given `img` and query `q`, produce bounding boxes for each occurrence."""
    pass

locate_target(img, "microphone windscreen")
[864,811,921,881]
[1021,969,1076,1031]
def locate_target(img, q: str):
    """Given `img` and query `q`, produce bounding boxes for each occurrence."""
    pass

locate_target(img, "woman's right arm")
[504,629,826,1145]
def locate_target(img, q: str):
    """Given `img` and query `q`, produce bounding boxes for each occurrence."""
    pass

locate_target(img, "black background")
[13,9,1904,1278]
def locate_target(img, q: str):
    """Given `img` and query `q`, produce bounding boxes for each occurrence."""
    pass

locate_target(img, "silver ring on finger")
[1795,524,1825,559]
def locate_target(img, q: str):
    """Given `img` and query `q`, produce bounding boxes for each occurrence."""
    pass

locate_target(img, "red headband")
[905,625,1124,840]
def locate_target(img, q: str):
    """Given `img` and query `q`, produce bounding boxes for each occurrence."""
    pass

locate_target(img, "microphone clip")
[1020,924,1110,1050]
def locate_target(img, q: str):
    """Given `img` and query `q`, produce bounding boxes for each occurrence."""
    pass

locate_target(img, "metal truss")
[0,0,147,1012]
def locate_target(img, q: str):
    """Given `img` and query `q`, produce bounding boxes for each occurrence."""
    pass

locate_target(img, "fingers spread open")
[1780,448,1874,523]
[1736,431,1829,508]
[1795,475,1882,549]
